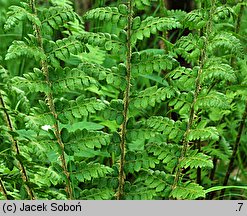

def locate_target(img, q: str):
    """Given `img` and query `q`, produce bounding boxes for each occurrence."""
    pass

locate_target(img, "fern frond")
[126,116,184,144]
[131,16,181,43]
[203,146,229,161]
[50,0,73,7]
[147,143,181,172]
[71,162,113,183]
[142,170,172,196]
[124,151,159,173]
[80,188,114,200]
[0,65,8,83]
[30,166,63,187]
[175,33,203,64]
[1,84,30,115]
[12,69,51,93]
[38,188,67,200]
[169,91,194,117]
[134,0,152,9]
[103,99,124,125]
[166,9,187,21]
[83,6,127,28]
[195,90,230,110]
[124,185,157,200]
[171,181,205,199]
[213,6,235,23]
[130,86,176,109]
[50,67,98,93]
[77,62,127,91]
[4,4,41,31]
[187,127,219,141]
[5,40,46,61]
[79,32,125,53]
[40,5,76,35]
[47,36,84,67]
[55,97,107,124]
[17,133,51,163]
[180,149,213,169]
[131,50,178,76]
[202,136,232,161]
[26,108,55,130]
[91,176,118,191]
[202,59,236,84]
[209,32,243,56]
[61,128,110,150]
[183,9,206,30]
[168,66,197,91]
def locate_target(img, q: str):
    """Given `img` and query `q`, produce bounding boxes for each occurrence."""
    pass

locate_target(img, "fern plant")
[0,0,246,200]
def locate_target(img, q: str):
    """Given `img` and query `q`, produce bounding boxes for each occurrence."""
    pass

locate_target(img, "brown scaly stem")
[29,0,73,199]
[170,0,216,197]
[116,0,133,200]
[0,93,35,199]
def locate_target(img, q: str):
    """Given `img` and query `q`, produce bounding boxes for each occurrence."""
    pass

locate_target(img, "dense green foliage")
[0,0,246,200]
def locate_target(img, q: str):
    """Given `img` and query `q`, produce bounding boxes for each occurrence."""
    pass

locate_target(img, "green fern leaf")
[103,99,124,125]
[202,136,232,161]
[5,40,46,61]
[209,32,243,56]
[40,6,76,35]
[213,6,235,23]
[0,65,8,83]
[46,166,64,186]
[166,9,187,21]
[83,6,127,28]
[124,151,159,173]
[180,149,213,169]
[175,33,203,64]
[56,96,106,123]
[80,188,114,200]
[171,181,205,199]
[195,90,230,110]
[131,86,176,109]
[147,143,181,172]
[183,9,206,30]
[169,91,194,118]
[132,17,181,43]
[61,128,110,149]
[50,67,98,93]
[202,59,236,84]
[47,36,84,67]
[168,66,197,91]
[71,162,113,183]
[4,5,41,31]
[134,0,151,9]
[12,69,51,93]
[50,0,73,7]
[144,170,169,193]
[131,50,178,76]
[125,185,157,200]
[186,127,219,141]
[76,62,127,91]
[127,116,184,142]
[79,32,125,53]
